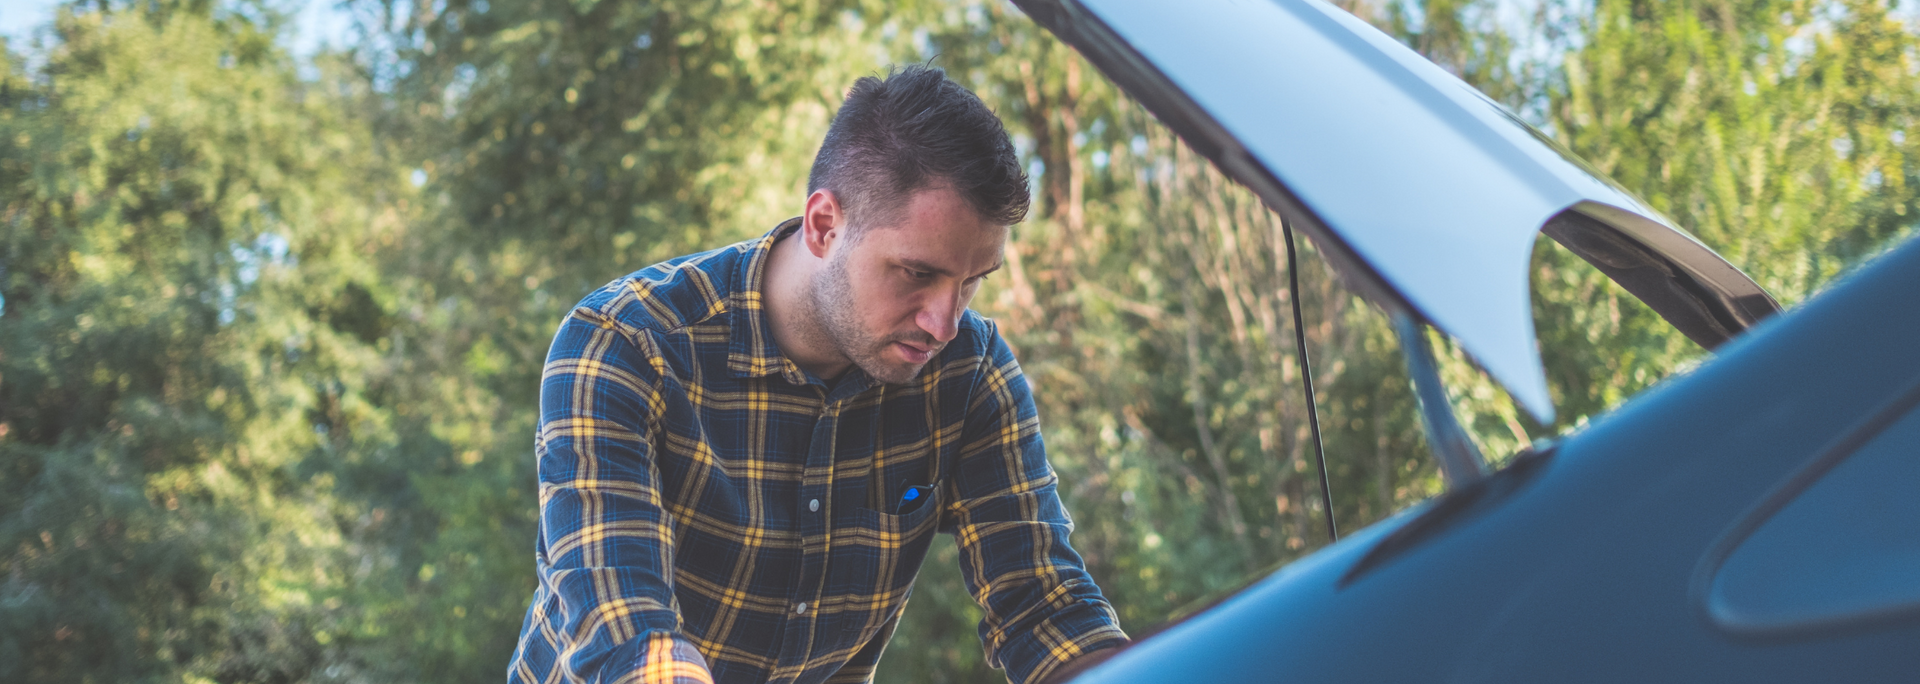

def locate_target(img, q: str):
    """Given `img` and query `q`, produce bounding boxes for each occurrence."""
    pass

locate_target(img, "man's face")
[811,185,1007,384]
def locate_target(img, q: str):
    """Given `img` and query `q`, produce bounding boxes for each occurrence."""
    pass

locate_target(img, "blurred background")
[2,0,1918,681]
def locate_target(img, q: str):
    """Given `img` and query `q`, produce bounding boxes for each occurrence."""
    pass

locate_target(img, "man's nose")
[916,285,963,343]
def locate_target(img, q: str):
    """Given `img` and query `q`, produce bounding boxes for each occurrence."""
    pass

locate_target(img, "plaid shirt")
[508,220,1127,684]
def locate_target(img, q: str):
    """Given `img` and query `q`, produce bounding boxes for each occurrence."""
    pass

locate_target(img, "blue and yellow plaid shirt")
[508,221,1127,684]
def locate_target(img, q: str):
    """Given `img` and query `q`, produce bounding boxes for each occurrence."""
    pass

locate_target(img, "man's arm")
[1034,645,1127,684]
[525,310,712,684]
[947,321,1129,684]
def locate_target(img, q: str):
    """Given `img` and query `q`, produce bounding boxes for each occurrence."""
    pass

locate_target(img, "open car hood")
[1012,0,1780,422]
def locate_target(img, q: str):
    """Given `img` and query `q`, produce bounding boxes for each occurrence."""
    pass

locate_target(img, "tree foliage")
[1536,0,1920,420]
[0,1,401,680]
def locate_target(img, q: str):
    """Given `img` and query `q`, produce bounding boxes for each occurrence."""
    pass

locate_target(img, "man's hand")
[1035,643,1128,684]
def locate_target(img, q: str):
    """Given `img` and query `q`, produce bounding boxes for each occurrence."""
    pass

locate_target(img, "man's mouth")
[893,341,937,364]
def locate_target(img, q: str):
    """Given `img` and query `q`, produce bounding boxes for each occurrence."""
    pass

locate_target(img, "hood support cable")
[1284,221,1338,543]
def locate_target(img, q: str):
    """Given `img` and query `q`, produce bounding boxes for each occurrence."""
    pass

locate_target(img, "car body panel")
[1068,236,1920,682]
[1703,386,1920,636]
[1010,0,1780,422]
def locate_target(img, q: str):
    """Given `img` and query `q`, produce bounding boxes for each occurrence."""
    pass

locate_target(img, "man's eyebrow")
[899,258,1004,278]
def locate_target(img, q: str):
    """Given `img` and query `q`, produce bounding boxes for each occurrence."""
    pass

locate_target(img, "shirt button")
[808,498,820,512]
[794,602,808,615]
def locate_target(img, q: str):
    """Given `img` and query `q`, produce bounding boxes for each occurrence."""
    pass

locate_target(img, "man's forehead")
[862,182,991,227]
[855,185,1007,266]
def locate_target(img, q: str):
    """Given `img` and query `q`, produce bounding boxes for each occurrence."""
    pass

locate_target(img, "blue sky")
[5,0,1913,74]
[1,0,1558,72]
[0,0,355,56]
[0,0,65,47]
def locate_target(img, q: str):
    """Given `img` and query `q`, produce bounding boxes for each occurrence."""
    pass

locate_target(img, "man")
[508,65,1128,684]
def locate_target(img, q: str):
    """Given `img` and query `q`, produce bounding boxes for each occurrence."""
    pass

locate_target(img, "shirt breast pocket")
[820,486,943,650]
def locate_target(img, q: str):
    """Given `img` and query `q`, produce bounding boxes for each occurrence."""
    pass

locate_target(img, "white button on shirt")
[808,498,820,512]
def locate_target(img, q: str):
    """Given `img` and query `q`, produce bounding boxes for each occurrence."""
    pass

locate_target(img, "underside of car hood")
[1011,0,1780,422]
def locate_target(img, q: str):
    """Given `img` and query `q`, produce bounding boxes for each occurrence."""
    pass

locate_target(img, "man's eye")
[905,268,934,280]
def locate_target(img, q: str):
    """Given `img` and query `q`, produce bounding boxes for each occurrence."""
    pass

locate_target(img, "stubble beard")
[810,249,937,385]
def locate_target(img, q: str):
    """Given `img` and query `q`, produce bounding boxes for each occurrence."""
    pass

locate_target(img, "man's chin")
[861,360,928,385]
[846,341,941,385]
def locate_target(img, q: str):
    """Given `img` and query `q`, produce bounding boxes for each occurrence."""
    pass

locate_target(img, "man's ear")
[802,190,846,259]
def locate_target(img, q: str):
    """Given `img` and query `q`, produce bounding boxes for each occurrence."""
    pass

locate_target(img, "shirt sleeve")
[947,321,1129,684]
[534,310,714,684]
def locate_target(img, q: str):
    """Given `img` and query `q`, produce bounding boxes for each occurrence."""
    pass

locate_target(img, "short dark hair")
[807,64,1030,230]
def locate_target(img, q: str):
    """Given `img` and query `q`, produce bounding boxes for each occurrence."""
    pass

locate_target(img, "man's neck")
[762,227,852,381]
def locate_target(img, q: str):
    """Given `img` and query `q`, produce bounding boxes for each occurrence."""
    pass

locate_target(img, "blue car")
[1012,0,1920,681]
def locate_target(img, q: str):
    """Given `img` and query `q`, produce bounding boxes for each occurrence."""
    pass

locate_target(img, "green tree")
[1539,0,1920,423]
[0,2,400,680]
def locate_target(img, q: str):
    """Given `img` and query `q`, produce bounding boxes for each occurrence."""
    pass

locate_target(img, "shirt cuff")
[1020,625,1128,684]
[1000,595,1130,684]
[611,632,714,684]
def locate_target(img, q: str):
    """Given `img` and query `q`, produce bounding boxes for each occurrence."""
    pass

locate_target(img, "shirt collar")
[727,217,879,397]
[728,218,812,385]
